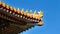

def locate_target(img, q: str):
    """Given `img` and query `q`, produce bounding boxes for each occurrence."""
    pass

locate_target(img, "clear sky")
[1,0,60,34]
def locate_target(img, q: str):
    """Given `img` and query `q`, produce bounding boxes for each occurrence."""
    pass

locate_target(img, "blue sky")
[1,0,60,34]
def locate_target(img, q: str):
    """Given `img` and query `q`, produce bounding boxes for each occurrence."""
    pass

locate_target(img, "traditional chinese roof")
[0,1,43,34]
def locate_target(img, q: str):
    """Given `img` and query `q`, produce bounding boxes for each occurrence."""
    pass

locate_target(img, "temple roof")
[0,1,43,34]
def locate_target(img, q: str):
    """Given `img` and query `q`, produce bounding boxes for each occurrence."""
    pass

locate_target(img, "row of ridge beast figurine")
[0,1,43,26]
